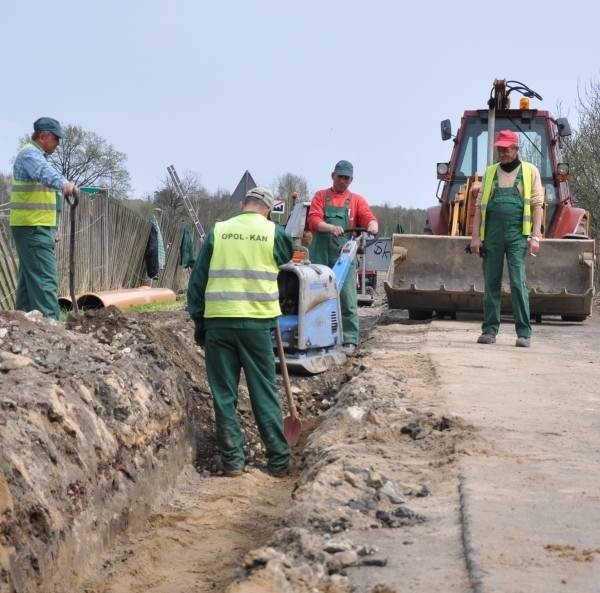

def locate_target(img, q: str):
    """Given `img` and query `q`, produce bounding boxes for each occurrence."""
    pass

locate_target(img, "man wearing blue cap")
[307,160,378,356]
[9,117,77,319]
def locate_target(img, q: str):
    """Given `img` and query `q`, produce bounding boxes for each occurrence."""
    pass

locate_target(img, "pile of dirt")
[223,319,480,593]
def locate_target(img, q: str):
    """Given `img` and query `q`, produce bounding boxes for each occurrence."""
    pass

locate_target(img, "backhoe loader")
[384,79,595,321]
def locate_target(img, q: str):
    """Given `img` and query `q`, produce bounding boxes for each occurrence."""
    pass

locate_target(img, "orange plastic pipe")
[76,287,176,310]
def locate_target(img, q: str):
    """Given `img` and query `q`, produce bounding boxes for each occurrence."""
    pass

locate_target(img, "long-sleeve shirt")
[13,142,66,220]
[187,212,294,330]
[476,162,544,208]
[307,188,377,232]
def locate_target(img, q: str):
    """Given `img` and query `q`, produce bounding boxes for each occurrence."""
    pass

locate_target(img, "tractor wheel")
[408,309,434,321]
[560,314,587,322]
[436,310,457,320]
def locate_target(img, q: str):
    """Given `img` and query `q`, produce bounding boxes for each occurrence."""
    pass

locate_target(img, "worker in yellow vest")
[470,130,544,348]
[187,187,294,477]
[9,117,77,319]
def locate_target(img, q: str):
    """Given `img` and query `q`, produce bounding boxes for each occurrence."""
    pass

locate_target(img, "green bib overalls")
[481,170,532,338]
[11,225,60,320]
[309,194,359,345]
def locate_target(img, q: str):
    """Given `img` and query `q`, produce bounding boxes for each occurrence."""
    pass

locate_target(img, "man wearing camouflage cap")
[188,186,294,477]
[9,117,78,319]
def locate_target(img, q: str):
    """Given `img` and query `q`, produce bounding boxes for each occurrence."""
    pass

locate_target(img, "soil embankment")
[0,307,209,592]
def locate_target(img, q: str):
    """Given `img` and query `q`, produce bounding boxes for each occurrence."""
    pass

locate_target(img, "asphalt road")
[350,309,600,593]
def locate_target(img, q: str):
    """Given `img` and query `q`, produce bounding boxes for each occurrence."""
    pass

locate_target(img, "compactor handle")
[344,228,378,250]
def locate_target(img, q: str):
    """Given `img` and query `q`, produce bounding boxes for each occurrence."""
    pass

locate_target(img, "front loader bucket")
[384,234,595,319]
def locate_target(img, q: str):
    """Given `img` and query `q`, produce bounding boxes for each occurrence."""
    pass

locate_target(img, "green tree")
[20,125,131,198]
[370,204,427,236]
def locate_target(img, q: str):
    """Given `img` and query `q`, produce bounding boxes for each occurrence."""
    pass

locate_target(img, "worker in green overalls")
[470,130,544,348]
[307,160,379,356]
[187,187,294,477]
[9,117,78,320]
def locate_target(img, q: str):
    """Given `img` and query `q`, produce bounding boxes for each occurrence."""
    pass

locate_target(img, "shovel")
[64,188,80,315]
[274,321,302,446]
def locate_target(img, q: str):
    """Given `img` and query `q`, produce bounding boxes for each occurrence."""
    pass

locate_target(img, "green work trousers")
[204,327,290,473]
[11,226,60,320]
[481,188,531,338]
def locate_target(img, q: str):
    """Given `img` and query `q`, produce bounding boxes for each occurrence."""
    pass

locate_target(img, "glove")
[194,318,205,347]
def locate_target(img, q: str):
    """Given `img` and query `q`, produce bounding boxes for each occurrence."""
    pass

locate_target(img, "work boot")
[222,466,244,477]
[267,465,291,478]
[477,334,496,344]
[342,343,357,356]
[515,336,531,348]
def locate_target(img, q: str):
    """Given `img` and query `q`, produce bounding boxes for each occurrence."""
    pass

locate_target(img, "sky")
[1,0,599,210]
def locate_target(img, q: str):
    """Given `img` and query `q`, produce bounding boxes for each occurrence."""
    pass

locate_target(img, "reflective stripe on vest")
[204,213,281,318]
[479,161,533,240]
[9,144,57,227]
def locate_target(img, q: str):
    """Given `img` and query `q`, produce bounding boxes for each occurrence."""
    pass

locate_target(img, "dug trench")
[0,301,480,593]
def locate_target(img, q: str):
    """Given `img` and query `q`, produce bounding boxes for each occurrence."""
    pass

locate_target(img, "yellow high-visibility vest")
[205,213,281,318]
[479,161,533,240]
[9,144,57,227]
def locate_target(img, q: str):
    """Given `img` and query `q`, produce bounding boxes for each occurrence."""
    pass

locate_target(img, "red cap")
[494,130,519,148]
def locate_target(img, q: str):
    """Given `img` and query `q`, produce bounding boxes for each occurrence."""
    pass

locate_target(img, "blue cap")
[333,160,353,177]
[33,117,64,139]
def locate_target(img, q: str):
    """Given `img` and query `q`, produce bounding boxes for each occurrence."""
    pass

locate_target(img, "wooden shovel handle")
[274,322,297,419]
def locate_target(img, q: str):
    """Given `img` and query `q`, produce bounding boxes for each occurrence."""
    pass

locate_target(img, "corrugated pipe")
[58,297,73,310]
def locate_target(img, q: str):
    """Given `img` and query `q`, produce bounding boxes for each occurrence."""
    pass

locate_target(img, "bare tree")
[273,172,310,218]
[153,172,236,229]
[0,172,10,206]
[562,78,600,243]
[154,170,206,218]
[19,125,131,198]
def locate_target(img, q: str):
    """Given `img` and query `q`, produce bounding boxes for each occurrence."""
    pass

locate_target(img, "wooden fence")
[0,195,200,311]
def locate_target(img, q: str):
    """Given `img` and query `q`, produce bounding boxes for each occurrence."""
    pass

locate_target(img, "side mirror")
[556,117,572,137]
[441,119,452,141]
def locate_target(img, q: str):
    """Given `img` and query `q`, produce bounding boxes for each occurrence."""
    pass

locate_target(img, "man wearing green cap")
[9,117,77,320]
[307,160,378,356]
[187,187,294,478]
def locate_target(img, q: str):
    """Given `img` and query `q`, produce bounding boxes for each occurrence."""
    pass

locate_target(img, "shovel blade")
[283,415,302,446]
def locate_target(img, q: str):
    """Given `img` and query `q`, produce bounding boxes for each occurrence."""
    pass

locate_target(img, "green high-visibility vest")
[205,213,281,318]
[479,161,533,241]
[9,144,57,227]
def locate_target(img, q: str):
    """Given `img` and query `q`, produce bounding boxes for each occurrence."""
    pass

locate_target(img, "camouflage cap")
[246,186,274,208]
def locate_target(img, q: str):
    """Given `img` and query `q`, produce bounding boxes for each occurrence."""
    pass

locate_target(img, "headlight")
[437,162,450,175]
[557,163,570,176]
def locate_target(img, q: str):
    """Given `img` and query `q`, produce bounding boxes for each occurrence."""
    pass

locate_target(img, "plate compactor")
[274,199,368,374]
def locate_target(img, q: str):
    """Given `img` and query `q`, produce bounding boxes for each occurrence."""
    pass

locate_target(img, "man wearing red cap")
[469,130,544,348]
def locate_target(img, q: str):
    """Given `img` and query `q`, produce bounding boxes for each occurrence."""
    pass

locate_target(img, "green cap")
[33,117,64,139]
